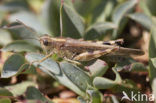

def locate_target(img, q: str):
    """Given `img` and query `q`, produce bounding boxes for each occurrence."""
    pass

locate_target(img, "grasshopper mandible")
[16,20,144,65]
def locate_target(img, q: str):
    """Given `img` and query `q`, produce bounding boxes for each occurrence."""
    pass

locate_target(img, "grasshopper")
[15,20,144,65]
[38,35,144,63]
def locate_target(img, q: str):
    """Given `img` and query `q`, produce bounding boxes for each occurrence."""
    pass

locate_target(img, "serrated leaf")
[86,59,109,78]
[62,3,85,38]
[127,13,153,30]
[1,54,25,78]
[84,22,117,40]
[26,86,53,103]
[5,81,36,96]
[2,40,39,52]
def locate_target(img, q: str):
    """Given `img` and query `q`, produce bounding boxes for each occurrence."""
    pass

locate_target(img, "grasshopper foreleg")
[28,52,54,69]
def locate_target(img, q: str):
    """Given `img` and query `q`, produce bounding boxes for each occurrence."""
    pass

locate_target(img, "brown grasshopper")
[38,35,144,64]
[16,20,144,65]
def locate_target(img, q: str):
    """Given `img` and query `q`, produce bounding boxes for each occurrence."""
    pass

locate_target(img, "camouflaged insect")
[39,35,144,62]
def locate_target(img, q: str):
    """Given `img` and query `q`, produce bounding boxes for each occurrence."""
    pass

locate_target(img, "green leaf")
[4,24,40,47]
[139,0,152,17]
[130,63,147,72]
[41,0,60,36]
[0,98,11,103]
[5,81,36,96]
[151,58,156,68]
[92,0,116,23]
[8,11,49,34]
[93,68,122,89]
[86,59,109,78]
[111,95,119,103]
[149,28,156,81]
[1,54,25,78]
[0,88,13,96]
[62,2,85,38]
[152,78,156,101]
[0,29,12,46]
[112,0,137,38]
[114,57,134,71]
[112,0,137,25]
[17,64,36,75]
[60,62,92,92]
[26,86,53,103]
[84,22,117,40]
[0,0,29,12]
[87,90,102,103]
[127,13,153,30]
[77,96,87,103]
[25,53,60,75]
[93,77,116,89]
[25,53,92,97]
[149,28,156,58]
[145,0,156,16]
[73,0,102,18]
[113,68,122,83]
[2,40,39,52]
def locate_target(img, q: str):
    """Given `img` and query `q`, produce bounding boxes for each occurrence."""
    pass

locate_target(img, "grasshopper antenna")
[59,0,64,37]
[16,19,40,39]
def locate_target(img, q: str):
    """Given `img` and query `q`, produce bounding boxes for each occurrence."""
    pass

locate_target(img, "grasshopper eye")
[43,40,49,46]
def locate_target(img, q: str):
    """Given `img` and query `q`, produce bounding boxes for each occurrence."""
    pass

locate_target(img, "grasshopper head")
[39,35,54,53]
[39,34,52,47]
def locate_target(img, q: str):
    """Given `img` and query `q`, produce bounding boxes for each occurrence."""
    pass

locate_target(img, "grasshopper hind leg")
[63,57,82,66]
[73,47,119,61]
[102,39,124,46]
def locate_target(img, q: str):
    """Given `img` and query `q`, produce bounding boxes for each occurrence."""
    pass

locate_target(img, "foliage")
[0,0,156,103]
